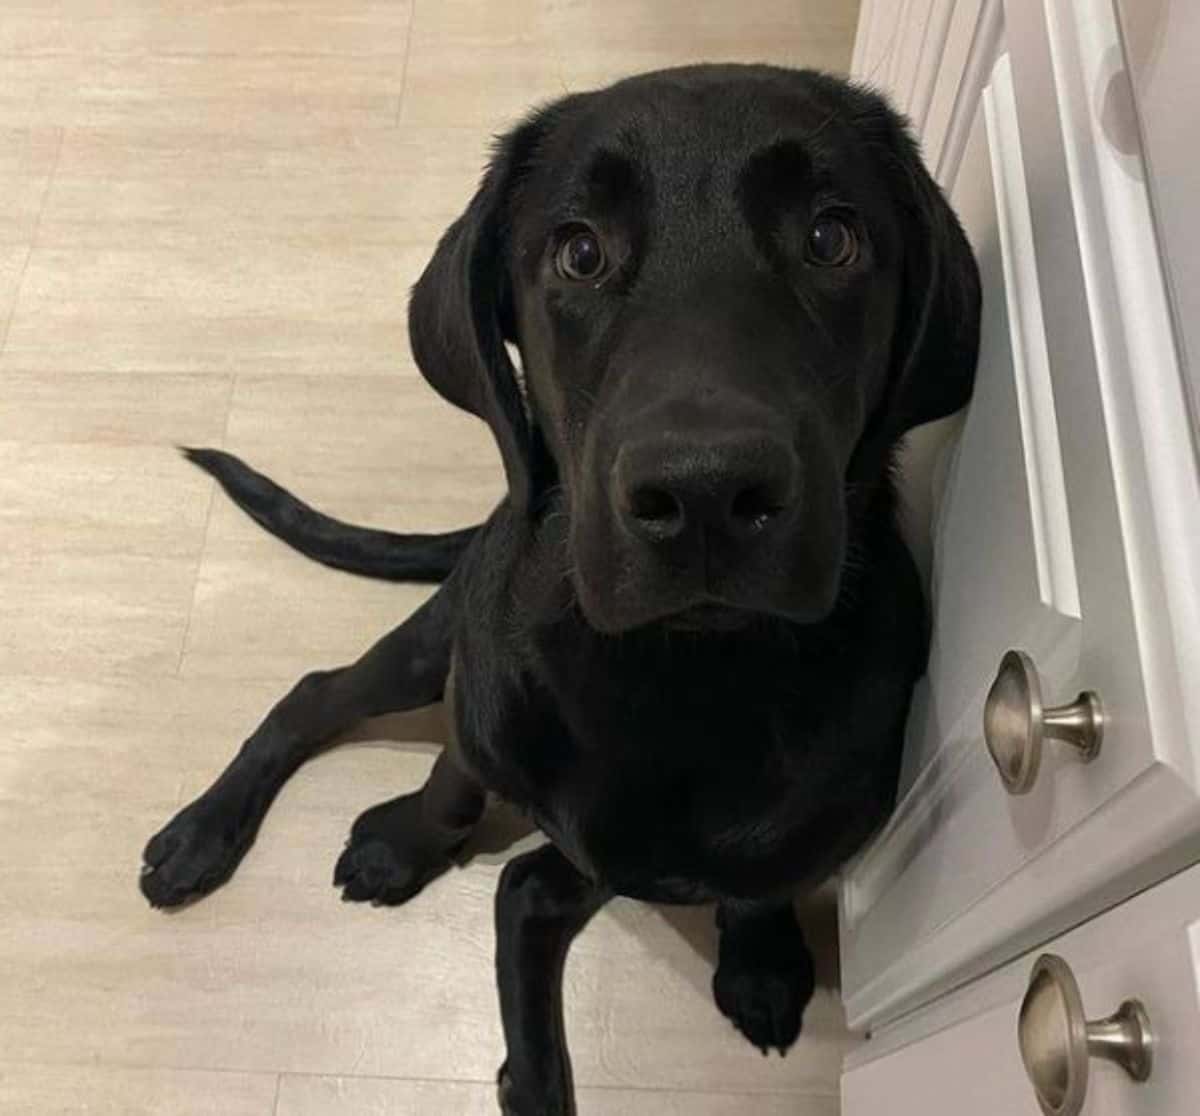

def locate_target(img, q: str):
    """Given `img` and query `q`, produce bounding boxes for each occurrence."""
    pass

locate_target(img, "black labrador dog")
[139,65,979,1114]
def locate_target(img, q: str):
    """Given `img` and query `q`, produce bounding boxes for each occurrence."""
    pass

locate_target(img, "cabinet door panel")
[843,861,1200,1116]
[1113,0,1200,420]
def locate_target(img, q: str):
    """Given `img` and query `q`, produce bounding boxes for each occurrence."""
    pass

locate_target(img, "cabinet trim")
[934,0,1002,187]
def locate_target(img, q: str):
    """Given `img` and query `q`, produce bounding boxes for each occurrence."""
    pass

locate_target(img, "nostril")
[628,485,685,537]
[630,486,681,522]
[730,484,785,531]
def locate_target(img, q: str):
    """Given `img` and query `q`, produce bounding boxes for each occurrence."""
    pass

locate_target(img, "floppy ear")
[408,112,556,512]
[870,106,982,439]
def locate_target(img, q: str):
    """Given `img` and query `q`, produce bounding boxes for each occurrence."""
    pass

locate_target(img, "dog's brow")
[739,138,851,212]
[577,147,641,213]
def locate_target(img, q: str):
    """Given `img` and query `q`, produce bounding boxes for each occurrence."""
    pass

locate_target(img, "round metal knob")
[983,650,1103,795]
[1018,954,1153,1116]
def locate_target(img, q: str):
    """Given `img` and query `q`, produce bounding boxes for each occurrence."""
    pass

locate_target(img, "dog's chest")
[517,670,833,901]
[455,606,903,902]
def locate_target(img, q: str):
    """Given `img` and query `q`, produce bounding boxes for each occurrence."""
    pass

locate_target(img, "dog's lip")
[661,601,753,632]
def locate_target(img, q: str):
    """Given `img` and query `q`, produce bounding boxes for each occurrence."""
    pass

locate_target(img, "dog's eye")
[805,213,858,267]
[556,229,607,281]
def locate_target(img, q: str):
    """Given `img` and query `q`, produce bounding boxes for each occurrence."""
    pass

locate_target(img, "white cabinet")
[842,0,1200,1110]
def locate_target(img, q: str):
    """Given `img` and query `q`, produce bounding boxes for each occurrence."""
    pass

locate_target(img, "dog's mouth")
[660,602,755,632]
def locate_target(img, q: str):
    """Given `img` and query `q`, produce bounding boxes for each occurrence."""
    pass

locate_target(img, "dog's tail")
[181,447,480,582]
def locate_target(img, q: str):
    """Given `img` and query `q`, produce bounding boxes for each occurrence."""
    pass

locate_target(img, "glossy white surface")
[845,0,1200,1031]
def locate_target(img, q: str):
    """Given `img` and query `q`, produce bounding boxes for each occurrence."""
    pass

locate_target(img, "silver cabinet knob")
[983,650,1103,794]
[1018,954,1153,1116]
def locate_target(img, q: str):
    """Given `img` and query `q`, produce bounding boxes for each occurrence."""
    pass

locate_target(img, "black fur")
[140,65,979,1115]
[181,447,478,582]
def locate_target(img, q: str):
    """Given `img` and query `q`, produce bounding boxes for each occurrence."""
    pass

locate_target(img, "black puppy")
[140,65,979,1114]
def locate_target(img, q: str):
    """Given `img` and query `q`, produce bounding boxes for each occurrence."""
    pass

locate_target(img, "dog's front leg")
[139,585,456,908]
[494,844,608,1116]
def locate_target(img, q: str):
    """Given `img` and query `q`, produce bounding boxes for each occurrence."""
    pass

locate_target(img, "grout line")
[0,127,65,359]
[393,0,418,127]
[174,371,237,677]
[0,1056,281,1084]
[0,50,412,61]
[0,255,31,361]
[0,1055,839,1101]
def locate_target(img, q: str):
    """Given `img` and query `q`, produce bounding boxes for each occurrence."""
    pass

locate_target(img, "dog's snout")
[615,433,799,546]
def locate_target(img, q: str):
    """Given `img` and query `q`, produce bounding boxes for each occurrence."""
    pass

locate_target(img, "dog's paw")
[333,793,458,906]
[497,1063,571,1116]
[140,798,250,909]
[713,911,815,1055]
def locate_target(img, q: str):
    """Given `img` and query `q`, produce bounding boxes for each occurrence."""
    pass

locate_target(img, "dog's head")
[409,65,979,634]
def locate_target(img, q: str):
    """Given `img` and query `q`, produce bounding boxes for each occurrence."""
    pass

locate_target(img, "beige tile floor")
[0,2,859,1112]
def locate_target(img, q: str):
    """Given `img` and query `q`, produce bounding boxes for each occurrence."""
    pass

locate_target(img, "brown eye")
[806,213,858,267]
[556,229,606,281]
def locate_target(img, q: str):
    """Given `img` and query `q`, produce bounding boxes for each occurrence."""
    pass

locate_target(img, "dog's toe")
[713,964,808,1053]
[141,826,180,872]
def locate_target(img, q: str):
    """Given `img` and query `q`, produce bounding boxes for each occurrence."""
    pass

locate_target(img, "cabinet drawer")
[843,860,1200,1116]
[842,0,1200,1031]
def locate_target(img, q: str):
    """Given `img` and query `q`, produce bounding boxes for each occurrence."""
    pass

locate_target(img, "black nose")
[615,433,799,545]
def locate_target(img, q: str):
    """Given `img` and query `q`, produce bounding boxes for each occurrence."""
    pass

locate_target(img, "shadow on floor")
[615,887,842,999]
